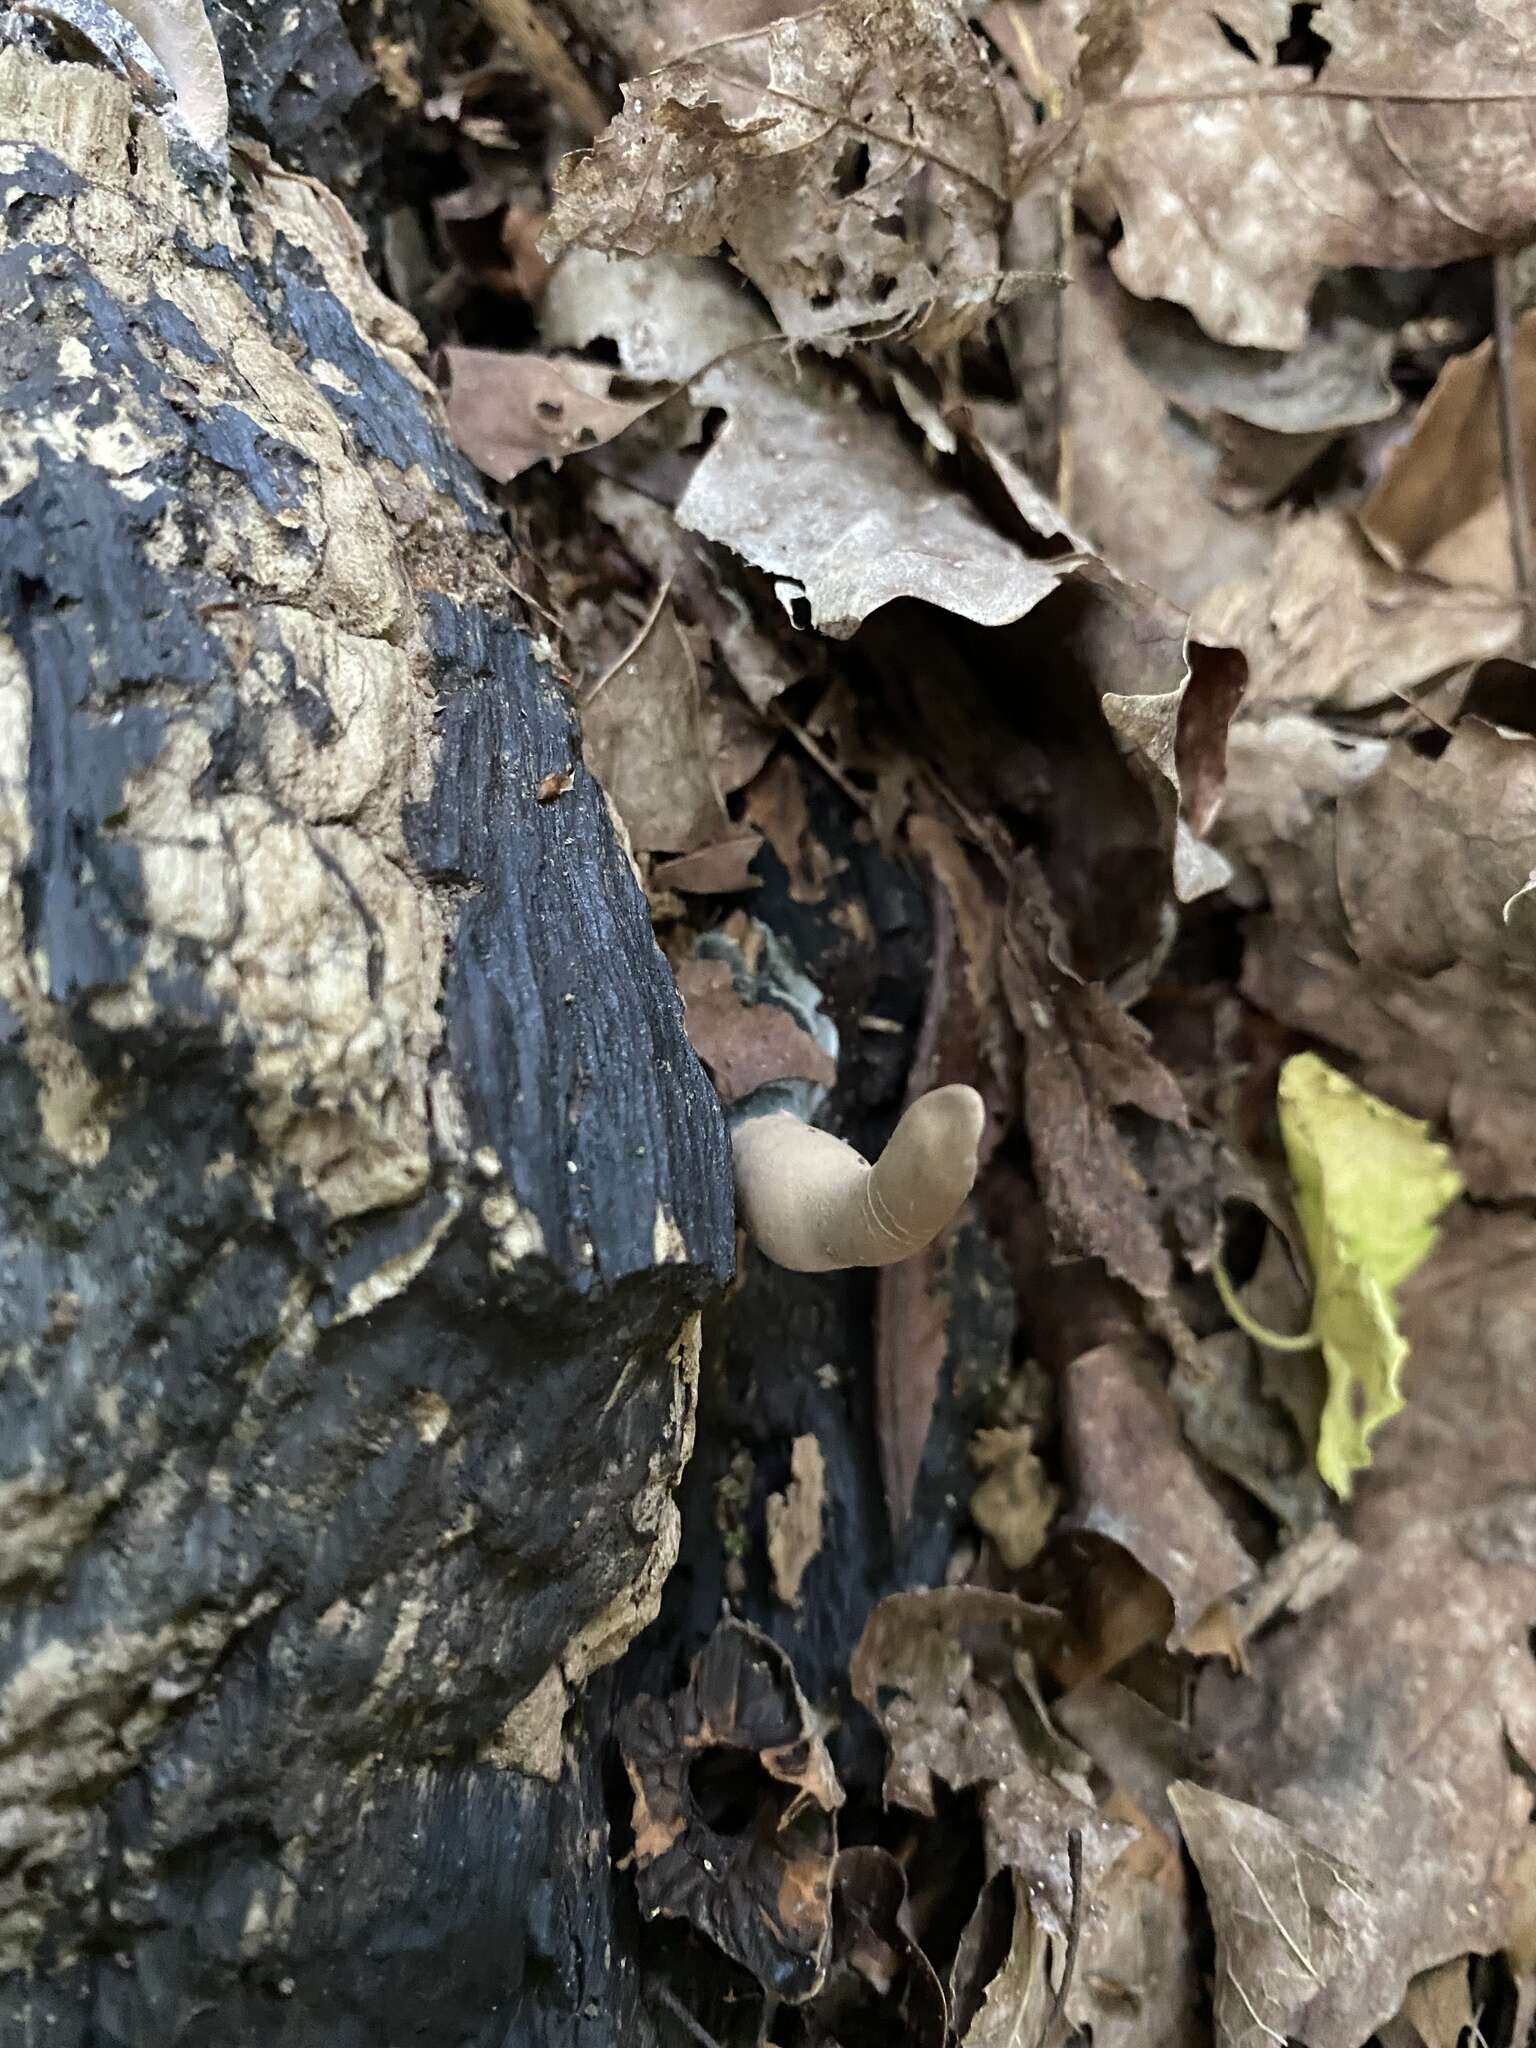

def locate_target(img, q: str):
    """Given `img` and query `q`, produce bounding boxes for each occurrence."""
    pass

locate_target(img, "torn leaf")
[850,1589,1134,1939]
[1276,1053,1463,1498]
[543,251,1065,636]
[439,347,661,482]
[1084,0,1536,349]
[545,0,1036,355]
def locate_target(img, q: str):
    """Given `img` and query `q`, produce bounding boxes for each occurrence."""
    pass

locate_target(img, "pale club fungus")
[732,1082,985,1274]
[112,0,226,151]
[699,922,984,1274]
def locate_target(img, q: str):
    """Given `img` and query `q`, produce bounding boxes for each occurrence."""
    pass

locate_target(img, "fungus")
[685,918,983,1274]
[111,0,226,153]
[732,1083,985,1273]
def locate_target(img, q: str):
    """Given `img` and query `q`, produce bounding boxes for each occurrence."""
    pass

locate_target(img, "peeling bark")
[0,44,730,2042]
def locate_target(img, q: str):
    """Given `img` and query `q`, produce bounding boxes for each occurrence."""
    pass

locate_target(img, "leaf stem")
[1210,1250,1318,1353]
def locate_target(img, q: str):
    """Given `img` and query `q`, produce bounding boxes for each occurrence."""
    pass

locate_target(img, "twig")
[1043,1827,1085,2047]
[473,0,611,138]
[1492,250,1535,649]
[648,1980,725,2048]
[582,576,673,706]
[770,702,874,816]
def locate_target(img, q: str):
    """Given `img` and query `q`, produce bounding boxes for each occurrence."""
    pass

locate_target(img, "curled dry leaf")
[543,251,1065,636]
[544,0,1034,355]
[1062,1339,1255,1646]
[1117,274,1401,439]
[1191,510,1519,725]
[802,1846,948,2048]
[439,347,662,482]
[1084,0,1536,349]
[618,1618,843,2001]
[1361,307,1536,592]
[956,1872,1051,2048]
[849,1589,1135,1940]
[1001,853,1188,1297]
[1169,1781,1361,2048]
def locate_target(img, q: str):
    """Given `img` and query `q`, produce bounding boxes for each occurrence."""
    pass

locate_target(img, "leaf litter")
[420,0,1536,2038]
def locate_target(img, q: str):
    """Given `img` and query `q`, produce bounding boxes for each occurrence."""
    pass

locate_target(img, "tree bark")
[0,41,730,2043]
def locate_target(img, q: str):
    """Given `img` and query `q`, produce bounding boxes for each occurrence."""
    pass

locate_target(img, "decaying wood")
[0,42,729,2041]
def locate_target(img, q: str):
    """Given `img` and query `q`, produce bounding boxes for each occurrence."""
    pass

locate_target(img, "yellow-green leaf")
[1277,1053,1462,1498]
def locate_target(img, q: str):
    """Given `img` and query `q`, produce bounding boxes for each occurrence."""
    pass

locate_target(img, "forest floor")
[344,4,1536,2042]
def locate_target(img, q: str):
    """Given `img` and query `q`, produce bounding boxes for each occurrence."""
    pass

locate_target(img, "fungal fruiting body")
[732,1084,985,1273]
[111,0,227,151]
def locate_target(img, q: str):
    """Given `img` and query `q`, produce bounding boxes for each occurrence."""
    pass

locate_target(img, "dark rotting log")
[0,42,729,2044]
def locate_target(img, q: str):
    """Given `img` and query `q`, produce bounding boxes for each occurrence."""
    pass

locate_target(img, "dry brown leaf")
[439,346,661,482]
[766,1432,827,1609]
[1195,1515,1535,2047]
[579,593,728,853]
[618,1619,842,2001]
[650,833,764,895]
[874,1242,952,1544]
[1362,308,1536,592]
[1242,720,1536,1198]
[1066,1806,1202,2048]
[1084,0,1536,349]
[742,753,840,905]
[1169,1781,1361,2048]
[1192,511,1519,723]
[678,365,1062,638]
[957,1873,1052,2048]
[850,1589,1135,1940]
[1186,1199,1536,2047]
[1060,250,1270,609]
[675,955,837,1105]
[544,251,1066,636]
[545,0,1035,355]
[802,1847,949,2048]
[1062,1339,1255,1647]
[1002,853,1187,1297]
[1379,1959,1473,2048]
